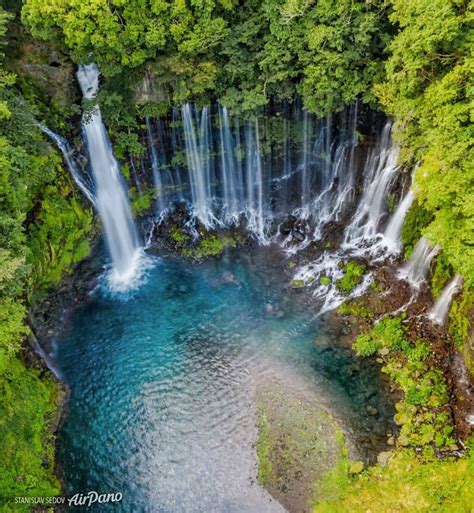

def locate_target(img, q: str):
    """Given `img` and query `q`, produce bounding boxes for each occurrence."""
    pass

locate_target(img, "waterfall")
[383,190,415,254]
[308,104,358,239]
[181,104,214,227]
[146,118,166,215]
[77,64,141,289]
[398,237,440,289]
[148,102,366,244]
[39,125,96,206]
[244,120,266,241]
[218,106,244,221]
[429,274,463,325]
[143,103,423,314]
[300,110,311,211]
[343,121,400,248]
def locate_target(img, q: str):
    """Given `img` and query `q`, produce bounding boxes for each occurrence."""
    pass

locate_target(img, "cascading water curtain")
[144,101,372,243]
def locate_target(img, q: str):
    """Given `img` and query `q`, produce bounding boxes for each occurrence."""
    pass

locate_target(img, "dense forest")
[0,0,472,511]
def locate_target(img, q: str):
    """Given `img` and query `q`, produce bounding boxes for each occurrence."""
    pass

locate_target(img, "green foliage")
[315,429,353,503]
[28,187,93,297]
[169,226,191,244]
[130,186,156,215]
[369,280,384,293]
[401,200,433,256]
[0,300,29,369]
[182,233,237,259]
[353,316,406,356]
[385,353,453,449]
[0,3,95,501]
[315,446,474,513]
[336,261,367,296]
[291,279,305,288]
[319,275,331,287]
[0,357,61,503]
[22,0,391,116]
[377,0,473,286]
[449,289,473,370]
[431,253,453,298]
[354,316,455,450]
[337,300,373,320]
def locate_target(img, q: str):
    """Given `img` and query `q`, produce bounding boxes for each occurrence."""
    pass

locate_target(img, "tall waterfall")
[383,190,415,254]
[141,104,413,312]
[343,121,400,249]
[146,102,363,242]
[429,274,463,325]
[43,92,420,305]
[218,105,244,222]
[77,64,141,289]
[308,105,359,239]
[245,120,266,241]
[398,237,440,289]
[181,104,214,227]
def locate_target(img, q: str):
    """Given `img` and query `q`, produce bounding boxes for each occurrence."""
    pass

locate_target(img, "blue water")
[54,249,392,513]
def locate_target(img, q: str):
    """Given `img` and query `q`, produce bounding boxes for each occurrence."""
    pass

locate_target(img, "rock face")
[255,379,350,513]
[17,41,78,109]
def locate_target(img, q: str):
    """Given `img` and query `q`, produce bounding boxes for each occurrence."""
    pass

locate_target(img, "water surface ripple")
[55,250,392,512]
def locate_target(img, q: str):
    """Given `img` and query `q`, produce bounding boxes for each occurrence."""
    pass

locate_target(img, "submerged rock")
[221,271,240,286]
[255,379,353,513]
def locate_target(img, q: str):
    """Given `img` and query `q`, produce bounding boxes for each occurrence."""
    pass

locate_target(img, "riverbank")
[309,260,474,511]
[255,377,355,513]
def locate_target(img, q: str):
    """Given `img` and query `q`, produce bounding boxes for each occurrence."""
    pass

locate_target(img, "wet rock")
[292,231,305,243]
[279,215,297,235]
[221,271,240,286]
[366,405,379,416]
[314,335,332,349]
[377,451,392,467]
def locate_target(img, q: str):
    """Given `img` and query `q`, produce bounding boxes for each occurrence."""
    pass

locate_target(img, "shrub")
[336,262,367,295]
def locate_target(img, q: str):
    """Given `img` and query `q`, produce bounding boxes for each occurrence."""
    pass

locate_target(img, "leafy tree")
[0,4,94,499]
[376,0,473,285]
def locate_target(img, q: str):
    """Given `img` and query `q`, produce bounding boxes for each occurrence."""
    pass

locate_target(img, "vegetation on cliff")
[21,0,473,292]
[0,0,472,510]
[0,4,94,504]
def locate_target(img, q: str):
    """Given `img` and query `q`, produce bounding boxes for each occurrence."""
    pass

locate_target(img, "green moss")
[431,253,453,298]
[169,226,191,244]
[337,300,373,319]
[314,447,474,513]
[291,277,315,288]
[353,316,407,357]
[449,289,473,373]
[369,280,384,293]
[354,316,454,451]
[311,429,365,507]
[27,186,94,300]
[256,411,273,487]
[320,276,331,286]
[181,233,237,259]
[336,262,367,295]
[386,193,396,213]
